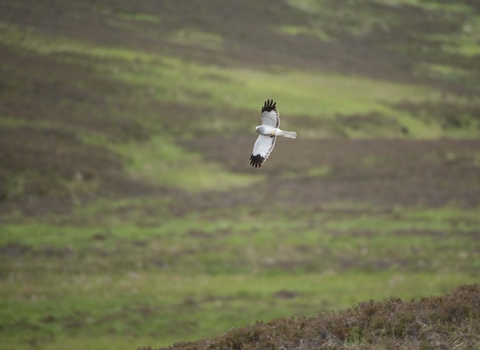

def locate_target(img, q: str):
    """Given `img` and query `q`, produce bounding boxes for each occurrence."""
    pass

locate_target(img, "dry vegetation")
[143,284,480,350]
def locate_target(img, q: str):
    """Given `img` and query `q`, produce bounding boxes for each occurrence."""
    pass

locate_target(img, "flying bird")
[250,99,297,168]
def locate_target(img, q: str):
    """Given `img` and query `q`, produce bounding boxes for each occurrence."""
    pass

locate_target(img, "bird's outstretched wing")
[250,134,276,168]
[261,99,280,128]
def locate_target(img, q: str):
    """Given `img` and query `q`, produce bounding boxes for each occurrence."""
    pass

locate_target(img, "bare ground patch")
[185,138,480,208]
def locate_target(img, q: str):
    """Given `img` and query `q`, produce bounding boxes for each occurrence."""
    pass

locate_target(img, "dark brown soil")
[185,138,480,208]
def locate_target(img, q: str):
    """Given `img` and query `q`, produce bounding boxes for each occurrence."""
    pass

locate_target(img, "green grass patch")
[278,25,330,41]
[167,30,223,50]
[113,136,262,191]
[115,11,162,23]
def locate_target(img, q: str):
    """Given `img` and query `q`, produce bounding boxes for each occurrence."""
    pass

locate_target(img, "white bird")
[250,99,297,168]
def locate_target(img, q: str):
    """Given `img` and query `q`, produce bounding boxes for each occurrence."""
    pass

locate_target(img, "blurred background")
[1,0,480,349]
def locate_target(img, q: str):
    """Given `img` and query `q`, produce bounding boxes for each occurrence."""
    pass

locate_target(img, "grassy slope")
[0,0,480,349]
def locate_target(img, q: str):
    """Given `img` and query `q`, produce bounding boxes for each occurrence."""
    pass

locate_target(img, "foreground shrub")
[140,283,480,350]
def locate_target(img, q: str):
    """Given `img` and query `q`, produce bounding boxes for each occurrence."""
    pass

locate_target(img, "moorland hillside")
[1,1,479,349]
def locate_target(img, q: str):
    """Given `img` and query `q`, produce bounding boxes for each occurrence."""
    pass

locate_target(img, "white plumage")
[250,99,297,168]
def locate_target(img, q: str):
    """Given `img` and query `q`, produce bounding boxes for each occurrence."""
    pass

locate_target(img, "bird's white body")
[255,125,297,139]
[250,99,297,168]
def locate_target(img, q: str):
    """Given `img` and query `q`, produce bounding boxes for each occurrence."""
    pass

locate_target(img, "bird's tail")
[277,130,297,139]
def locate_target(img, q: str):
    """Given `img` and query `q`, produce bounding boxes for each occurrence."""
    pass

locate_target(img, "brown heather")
[141,284,480,350]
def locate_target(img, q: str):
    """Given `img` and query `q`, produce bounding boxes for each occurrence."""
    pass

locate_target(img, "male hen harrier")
[250,99,297,168]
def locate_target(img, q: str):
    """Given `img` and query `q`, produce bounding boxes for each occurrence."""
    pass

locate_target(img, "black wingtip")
[249,154,265,168]
[261,99,277,113]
